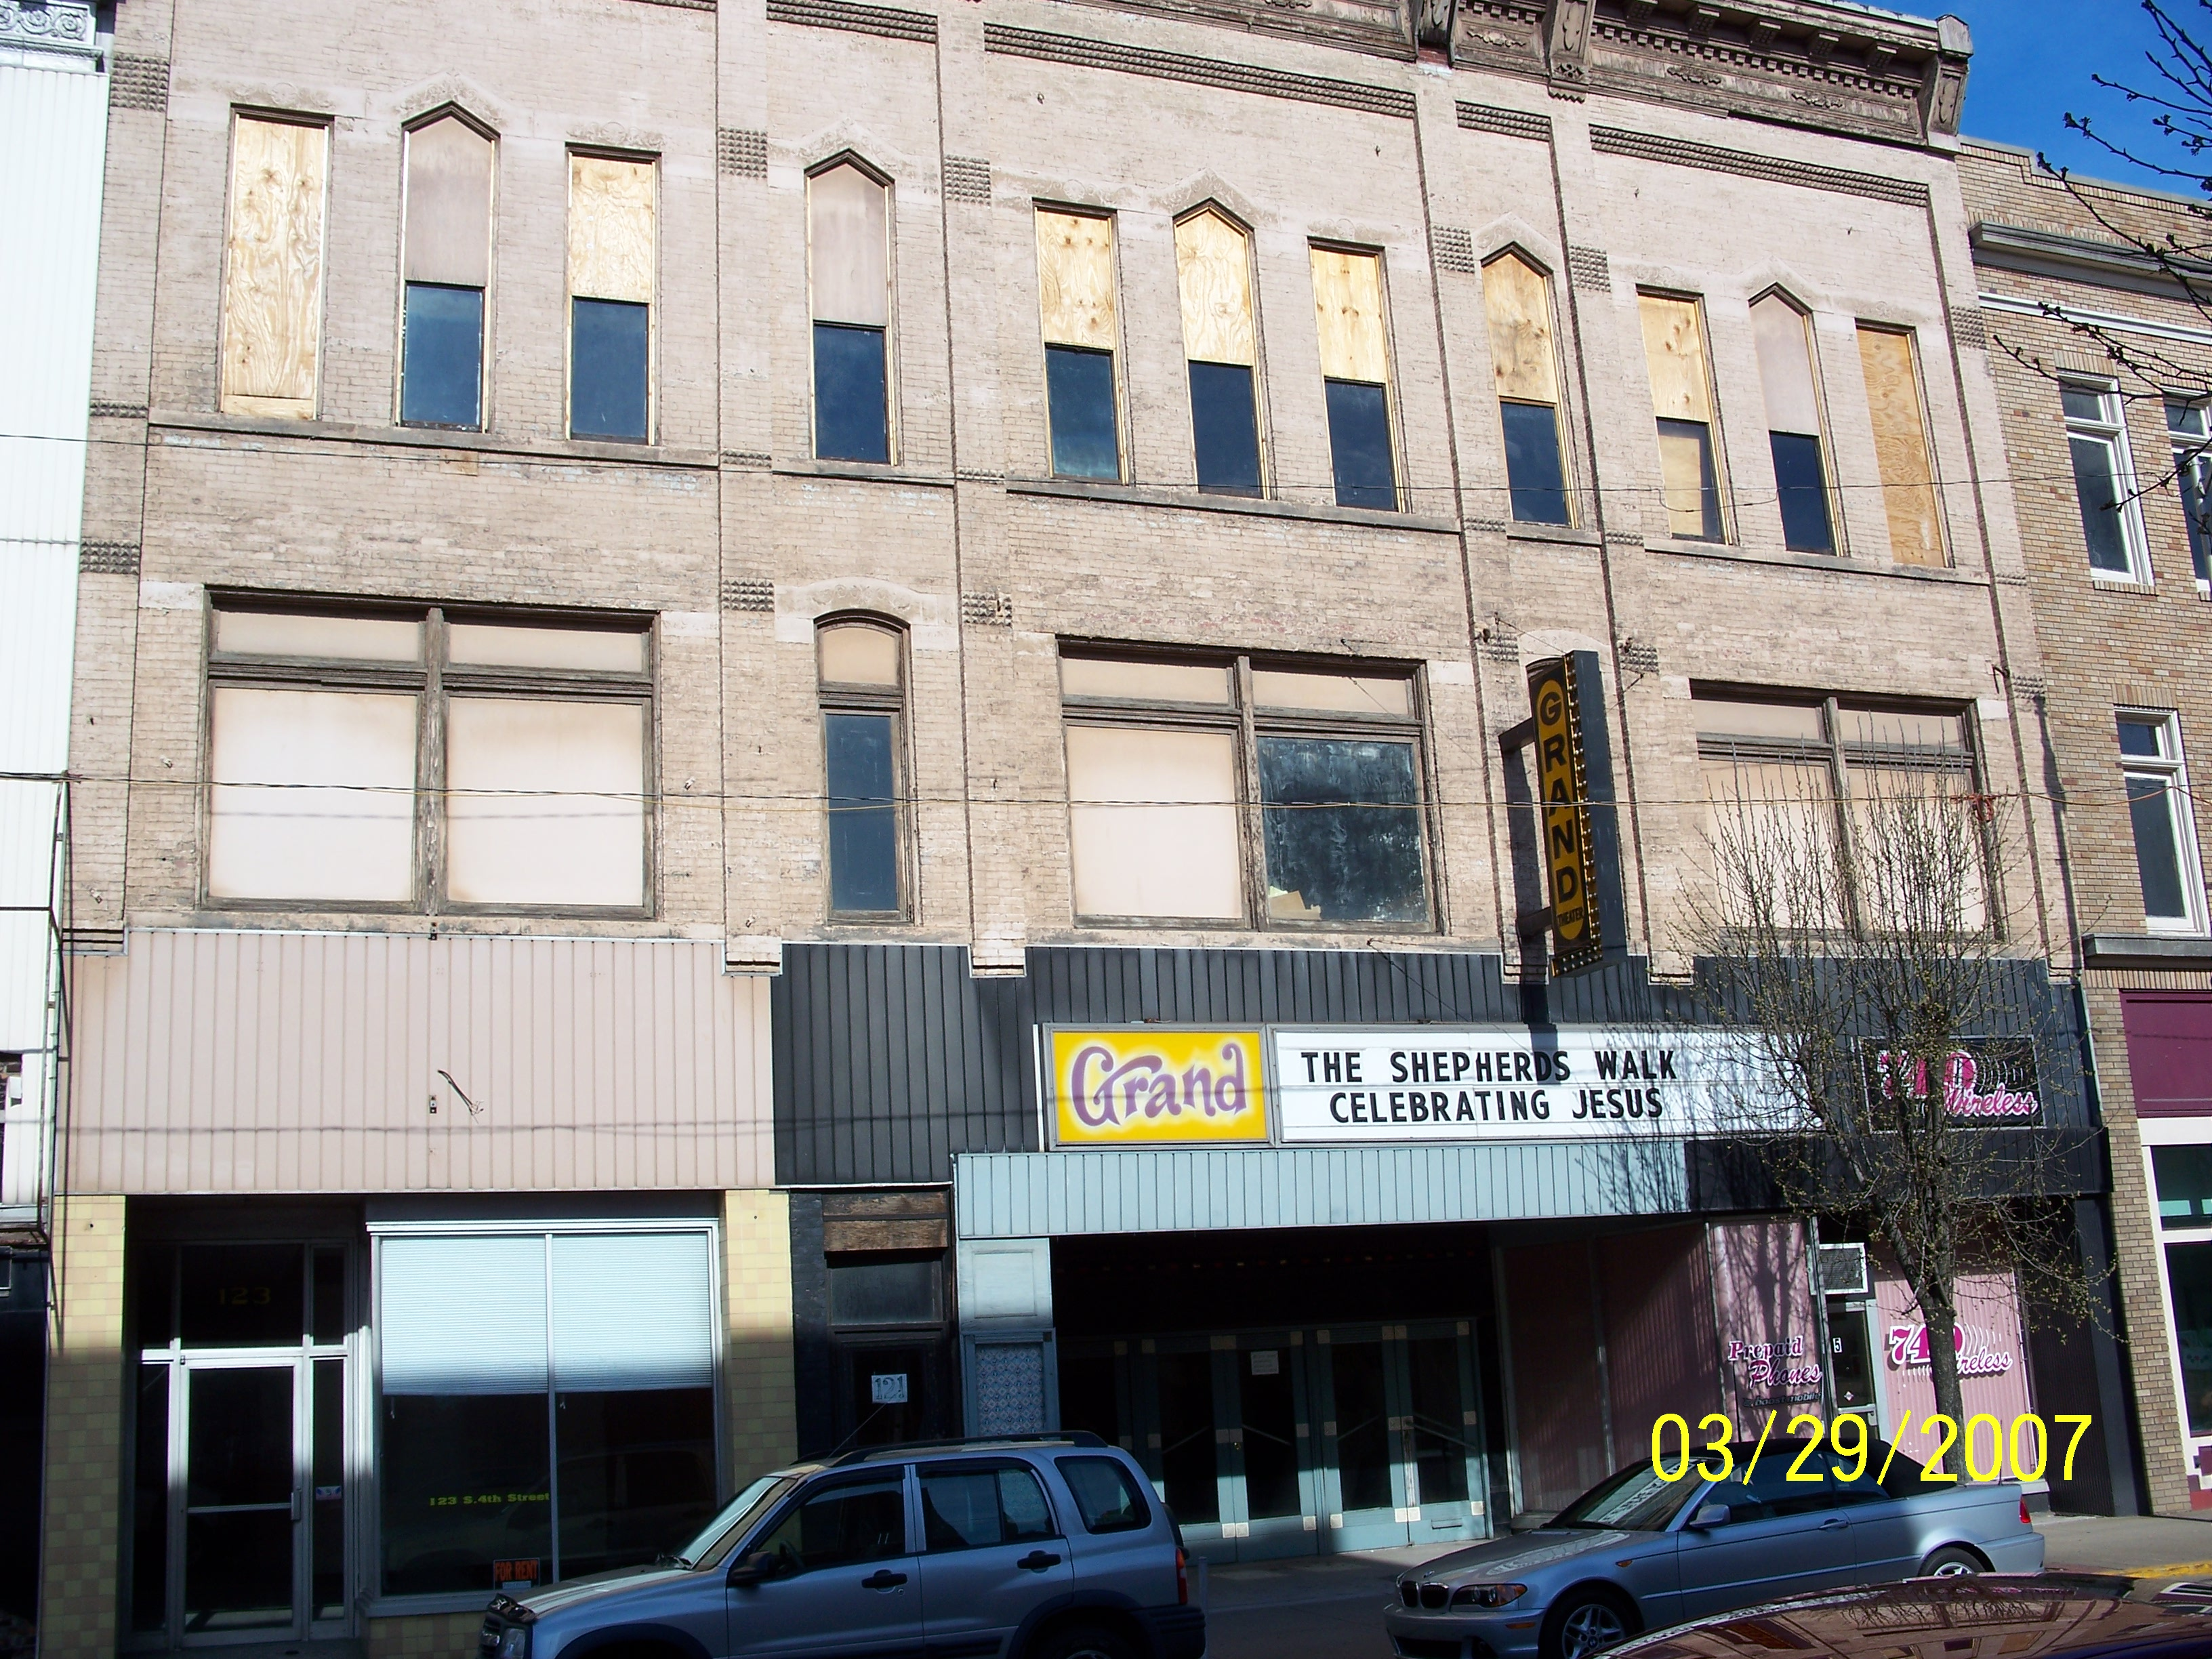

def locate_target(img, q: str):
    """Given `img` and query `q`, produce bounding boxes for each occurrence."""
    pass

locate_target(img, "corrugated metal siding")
[0,779,62,1050]
[952,1141,1687,1237]
[68,930,773,1194]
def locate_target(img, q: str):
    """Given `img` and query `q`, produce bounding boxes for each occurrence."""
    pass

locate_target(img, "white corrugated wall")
[0,35,108,1217]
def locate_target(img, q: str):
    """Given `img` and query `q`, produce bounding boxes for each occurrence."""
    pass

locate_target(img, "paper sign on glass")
[1050,1028,1269,1145]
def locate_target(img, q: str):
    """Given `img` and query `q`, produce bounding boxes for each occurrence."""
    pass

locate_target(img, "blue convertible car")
[1385,1439,2043,1659]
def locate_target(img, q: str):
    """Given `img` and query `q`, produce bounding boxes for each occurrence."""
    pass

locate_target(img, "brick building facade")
[40,0,2143,1651]
[1964,140,2212,1517]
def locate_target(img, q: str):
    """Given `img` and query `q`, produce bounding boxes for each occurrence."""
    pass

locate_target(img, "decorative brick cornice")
[716,128,766,178]
[944,157,991,205]
[1567,245,1612,293]
[0,0,97,60]
[1456,100,1552,141]
[80,541,140,575]
[983,24,1416,119]
[721,578,775,613]
[1432,226,1478,274]
[1588,123,1928,207]
[962,591,1014,628]
[766,0,936,43]
[109,54,169,111]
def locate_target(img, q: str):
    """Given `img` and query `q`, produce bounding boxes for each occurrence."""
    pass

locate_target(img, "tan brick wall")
[723,1190,798,1481]
[1961,140,2212,1514]
[38,1193,127,1659]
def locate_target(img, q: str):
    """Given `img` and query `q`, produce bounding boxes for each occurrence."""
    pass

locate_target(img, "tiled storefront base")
[367,1611,483,1659]
[37,1193,125,1659]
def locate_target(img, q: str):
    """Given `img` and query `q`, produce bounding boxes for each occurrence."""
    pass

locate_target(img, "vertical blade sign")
[1530,657,1603,973]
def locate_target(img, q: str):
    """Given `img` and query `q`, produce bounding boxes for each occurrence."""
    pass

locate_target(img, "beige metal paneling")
[1174,208,1255,368]
[67,930,773,1194]
[1311,245,1388,384]
[220,116,327,417]
[569,153,655,304]
[1036,209,1116,350]
[1638,292,1712,422]
[1857,324,1947,566]
[1481,251,1558,405]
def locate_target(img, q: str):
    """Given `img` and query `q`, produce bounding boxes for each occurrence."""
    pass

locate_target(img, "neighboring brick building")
[43,0,2143,1650]
[1964,140,2212,1516]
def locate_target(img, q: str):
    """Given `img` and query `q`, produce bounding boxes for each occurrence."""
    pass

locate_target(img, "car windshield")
[1551,1460,1702,1531]
[661,1475,800,1570]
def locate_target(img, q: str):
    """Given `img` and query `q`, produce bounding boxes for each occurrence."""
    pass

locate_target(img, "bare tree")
[1683,767,2097,1445]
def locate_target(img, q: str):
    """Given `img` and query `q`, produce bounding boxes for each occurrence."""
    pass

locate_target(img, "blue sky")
[1949,0,2200,188]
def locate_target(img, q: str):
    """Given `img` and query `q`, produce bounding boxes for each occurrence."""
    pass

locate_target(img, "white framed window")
[2139,1120,2212,1499]
[2166,399,2212,597]
[2064,384,2151,582]
[2120,712,2207,935]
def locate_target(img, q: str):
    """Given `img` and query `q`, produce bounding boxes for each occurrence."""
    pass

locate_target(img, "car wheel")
[1026,1621,1136,1659]
[1541,1589,1635,1659]
[1917,1547,1984,1578]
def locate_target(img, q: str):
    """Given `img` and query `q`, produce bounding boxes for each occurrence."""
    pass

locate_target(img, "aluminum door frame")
[1401,1319,1487,1545]
[1222,1329,1318,1563]
[1311,1326,1412,1552]
[168,1350,310,1648]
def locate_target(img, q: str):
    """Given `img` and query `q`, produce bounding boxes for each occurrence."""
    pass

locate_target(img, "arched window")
[1480,250,1569,525]
[817,619,907,918]
[1175,206,1263,496]
[809,162,892,463]
[401,112,494,429]
[1750,292,1835,554]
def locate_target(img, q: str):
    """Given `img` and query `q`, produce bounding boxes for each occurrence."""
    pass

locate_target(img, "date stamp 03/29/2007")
[1649,1409,2093,1487]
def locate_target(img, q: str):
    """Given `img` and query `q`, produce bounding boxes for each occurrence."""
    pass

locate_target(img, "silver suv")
[477,1435,1204,1659]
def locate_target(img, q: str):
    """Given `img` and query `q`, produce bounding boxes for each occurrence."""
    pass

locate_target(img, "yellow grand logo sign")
[1051,1029,1269,1146]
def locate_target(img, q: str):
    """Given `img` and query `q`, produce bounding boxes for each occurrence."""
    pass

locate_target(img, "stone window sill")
[151,408,717,469]
[1006,474,1460,534]
[1656,538,1988,585]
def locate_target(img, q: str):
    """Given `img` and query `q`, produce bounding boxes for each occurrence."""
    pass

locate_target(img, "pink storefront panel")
[1874,1269,2038,1475]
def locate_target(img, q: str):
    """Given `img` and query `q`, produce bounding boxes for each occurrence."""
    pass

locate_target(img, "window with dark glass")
[2168,400,2212,594]
[817,619,907,919]
[1750,293,1832,553]
[1311,246,1397,510]
[1482,251,1570,525]
[1060,651,1429,928]
[1640,293,1725,541]
[401,115,493,429]
[375,1229,718,1597]
[2065,384,2146,579]
[1037,209,1121,480]
[811,163,892,463]
[1176,207,1263,496]
[2120,714,2205,933]
[568,152,654,442]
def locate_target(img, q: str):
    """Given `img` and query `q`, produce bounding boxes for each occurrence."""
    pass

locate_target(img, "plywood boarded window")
[1856,325,1946,567]
[569,153,656,442]
[1176,207,1262,496]
[1311,246,1396,510]
[1036,209,1121,479]
[401,115,494,430]
[220,115,329,418]
[1482,251,1568,525]
[1750,294,1833,554]
[1638,292,1723,541]
[811,163,892,464]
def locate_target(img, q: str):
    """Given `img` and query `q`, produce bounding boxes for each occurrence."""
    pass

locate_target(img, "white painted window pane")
[1694,699,1824,742]
[445,698,647,907]
[1059,657,1230,704]
[380,1234,549,1395]
[1849,766,1988,932]
[447,622,646,673]
[550,1233,713,1393]
[1251,670,1412,718]
[811,164,889,328]
[818,623,902,687]
[1841,709,1966,750]
[1065,724,1241,920]
[1699,754,1841,930]
[214,611,421,661]
[208,687,417,901]
[1750,295,1820,436]
[403,115,493,289]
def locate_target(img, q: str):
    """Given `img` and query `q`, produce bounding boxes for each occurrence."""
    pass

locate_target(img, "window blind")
[550,1231,714,1392]
[380,1234,549,1395]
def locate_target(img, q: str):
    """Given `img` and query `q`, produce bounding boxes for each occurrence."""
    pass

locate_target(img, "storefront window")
[375,1228,718,1597]
[2156,1145,2212,1225]
[2167,1241,2212,1438]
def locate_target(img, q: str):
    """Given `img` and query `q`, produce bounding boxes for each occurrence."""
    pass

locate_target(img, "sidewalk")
[2036,1510,2212,1578]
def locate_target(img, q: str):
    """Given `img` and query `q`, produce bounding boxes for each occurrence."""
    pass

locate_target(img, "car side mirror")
[726,1551,779,1587]
[1688,1502,1732,1530]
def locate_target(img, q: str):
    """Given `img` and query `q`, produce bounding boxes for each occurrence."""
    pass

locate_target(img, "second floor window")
[400,113,493,430]
[2121,713,2206,934]
[811,163,893,464]
[1061,652,1428,929]
[205,603,653,912]
[1311,246,1397,510]
[221,113,329,419]
[1750,293,1832,553]
[1175,206,1264,497]
[2168,400,2212,595]
[1481,250,1570,525]
[2064,384,2148,580]
[1856,324,1946,567]
[568,152,656,443]
[817,619,908,919]
[1639,293,1725,541]
[1036,209,1122,480]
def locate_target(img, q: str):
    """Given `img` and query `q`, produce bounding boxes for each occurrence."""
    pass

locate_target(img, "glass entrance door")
[182,1360,301,1637]
[1316,1330,1406,1549]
